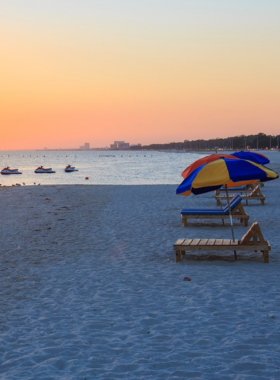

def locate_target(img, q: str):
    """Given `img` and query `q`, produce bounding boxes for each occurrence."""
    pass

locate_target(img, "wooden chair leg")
[261,199,265,205]
[234,250,237,260]
[243,219,248,227]
[216,198,221,206]
[263,250,269,263]
[183,218,188,227]
[176,250,181,262]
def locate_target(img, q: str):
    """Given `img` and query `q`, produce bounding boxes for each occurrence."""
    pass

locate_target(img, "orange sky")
[1,1,279,149]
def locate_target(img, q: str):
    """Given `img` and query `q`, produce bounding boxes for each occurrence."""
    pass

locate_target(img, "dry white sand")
[1,165,280,379]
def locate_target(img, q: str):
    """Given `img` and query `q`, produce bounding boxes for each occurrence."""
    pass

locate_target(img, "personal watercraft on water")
[65,165,78,172]
[1,167,22,175]
[34,166,55,173]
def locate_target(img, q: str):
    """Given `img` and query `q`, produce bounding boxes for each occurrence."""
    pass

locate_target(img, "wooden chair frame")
[174,222,270,263]
[216,185,265,206]
[215,183,255,197]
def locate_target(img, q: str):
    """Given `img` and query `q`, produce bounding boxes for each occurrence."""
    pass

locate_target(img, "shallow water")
[1,150,279,187]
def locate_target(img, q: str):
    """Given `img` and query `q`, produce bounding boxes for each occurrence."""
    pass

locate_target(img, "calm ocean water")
[1,150,278,186]
[0,150,206,186]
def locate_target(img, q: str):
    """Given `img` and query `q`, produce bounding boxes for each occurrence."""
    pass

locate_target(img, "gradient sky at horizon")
[1,0,279,149]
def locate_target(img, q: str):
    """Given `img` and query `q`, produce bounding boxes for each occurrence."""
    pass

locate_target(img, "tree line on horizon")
[130,133,280,151]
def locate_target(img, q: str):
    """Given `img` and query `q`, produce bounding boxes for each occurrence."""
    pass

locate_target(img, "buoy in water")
[85,177,89,180]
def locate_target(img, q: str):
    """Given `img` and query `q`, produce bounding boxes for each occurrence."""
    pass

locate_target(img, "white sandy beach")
[1,161,280,379]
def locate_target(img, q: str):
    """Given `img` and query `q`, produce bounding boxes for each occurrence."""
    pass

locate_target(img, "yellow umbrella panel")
[176,159,278,196]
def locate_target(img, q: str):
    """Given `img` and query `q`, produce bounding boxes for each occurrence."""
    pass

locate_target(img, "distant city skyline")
[1,1,279,150]
[110,141,130,150]
[80,142,90,150]
[1,132,278,152]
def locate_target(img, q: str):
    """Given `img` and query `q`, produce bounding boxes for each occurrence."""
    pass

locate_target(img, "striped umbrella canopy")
[231,151,270,165]
[177,158,277,196]
[177,158,278,242]
[182,154,238,179]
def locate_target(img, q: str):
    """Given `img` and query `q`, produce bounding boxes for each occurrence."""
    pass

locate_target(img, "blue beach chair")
[181,194,249,227]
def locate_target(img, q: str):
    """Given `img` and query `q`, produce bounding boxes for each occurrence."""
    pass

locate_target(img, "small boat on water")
[34,166,56,173]
[1,167,22,175]
[65,165,78,172]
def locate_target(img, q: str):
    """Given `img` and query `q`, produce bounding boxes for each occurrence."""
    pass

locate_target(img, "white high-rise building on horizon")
[80,142,90,150]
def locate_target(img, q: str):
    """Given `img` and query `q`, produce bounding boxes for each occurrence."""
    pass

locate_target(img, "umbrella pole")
[225,184,237,261]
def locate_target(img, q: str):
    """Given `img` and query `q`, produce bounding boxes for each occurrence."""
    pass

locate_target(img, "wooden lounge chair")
[216,185,265,206]
[215,183,255,197]
[181,194,249,227]
[215,181,264,197]
[174,222,271,263]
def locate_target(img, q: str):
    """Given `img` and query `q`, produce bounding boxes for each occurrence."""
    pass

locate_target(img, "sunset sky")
[1,0,279,149]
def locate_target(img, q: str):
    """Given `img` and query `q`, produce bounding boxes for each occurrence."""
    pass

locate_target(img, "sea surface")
[0,150,278,187]
[0,150,207,186]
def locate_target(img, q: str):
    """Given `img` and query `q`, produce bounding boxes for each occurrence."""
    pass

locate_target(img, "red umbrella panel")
[181,154,238,179]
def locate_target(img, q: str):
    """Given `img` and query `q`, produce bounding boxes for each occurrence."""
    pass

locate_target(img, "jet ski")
[34,166,56,173]
[65,165,78,172]
[1,167,22,175]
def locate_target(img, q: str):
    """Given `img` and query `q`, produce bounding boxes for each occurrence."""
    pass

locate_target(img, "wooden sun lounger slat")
[190,239,200,246]
[199,239,208,245]
[174,239,185,246]
[214,239,223,245]
[175,238,239,248]
[223,239,231,245]
[183,239,193,246]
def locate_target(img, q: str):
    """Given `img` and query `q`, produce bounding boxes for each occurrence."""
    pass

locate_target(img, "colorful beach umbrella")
[181,154,238,178]
[176,158,278,241]
[177,158,277,196]
[231,151,270,165]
